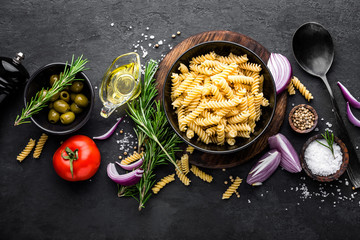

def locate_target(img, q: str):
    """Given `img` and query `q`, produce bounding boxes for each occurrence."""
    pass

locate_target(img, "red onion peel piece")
[337,82,360,109]
[93,116,125,140]
[107,163,143,186]
[115,157,144,171]
[347,102,360,127]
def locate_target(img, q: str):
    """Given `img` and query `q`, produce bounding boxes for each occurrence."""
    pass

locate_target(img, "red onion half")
[268,133,302,173]
[267,53,292,94]
[247,149,282,186]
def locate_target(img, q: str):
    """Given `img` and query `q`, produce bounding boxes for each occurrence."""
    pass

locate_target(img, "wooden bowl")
[162,41,276,154]
[300,134,349,182]
[288,104,318,133]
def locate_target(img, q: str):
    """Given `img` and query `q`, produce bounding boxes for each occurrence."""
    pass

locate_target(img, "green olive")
[70,81,84,93]
[48,109,60,124]
[70,93,77,102]
[74,93,89,108]
[60,112,75,125]
[53,100,70,113]
[49,74,59,86]
[60,91,70,102]
[50,91,60,102]
[48,102,53,109]
[37,89,48,100]
[70,103,83,114]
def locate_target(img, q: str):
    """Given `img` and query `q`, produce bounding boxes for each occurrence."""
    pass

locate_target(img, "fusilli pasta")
[33,133,48,159]
[17,138,36,162]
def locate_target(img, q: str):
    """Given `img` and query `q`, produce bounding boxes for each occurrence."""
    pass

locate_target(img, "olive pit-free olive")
[50,91,60,102]
[70,103,83,114]
[49,74,59,86]
[48,109,60,124]
[70,93,77,102]
[74,93,89,108]
[60,91,70,102]
[60,112,76,125]
[53,100,70,113]
[70,81,84,93]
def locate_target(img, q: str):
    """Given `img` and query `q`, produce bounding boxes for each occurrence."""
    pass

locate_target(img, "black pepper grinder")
[0,52,30,104]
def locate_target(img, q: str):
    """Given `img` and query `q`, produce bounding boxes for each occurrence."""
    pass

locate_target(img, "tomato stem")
[61,147,79,178]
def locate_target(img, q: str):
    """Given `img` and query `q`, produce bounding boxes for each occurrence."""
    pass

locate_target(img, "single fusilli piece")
[17,138,36,162]
[291,76,313,101]
[33,133,48,159]
[152,174,175,194]
[222,176,242,199]
[181,154,190,175]
[175,160,191,186]
[190,165,213,183]
[287,81,296,95]
[120,151,144,165]
[186,145,195,154]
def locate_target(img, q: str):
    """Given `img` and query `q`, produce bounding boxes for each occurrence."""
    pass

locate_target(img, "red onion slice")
[267,53,292,94]
[338,82,360,109]
[115,157,144,171]
[93,116,125,140]
[347,102,360,127]
[268,133,302,173]
[107,163,143,186]
[247,149,281,186]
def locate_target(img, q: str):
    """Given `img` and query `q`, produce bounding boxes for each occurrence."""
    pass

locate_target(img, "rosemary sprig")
[125,60,182,210]
[316,130,335,157]
[14,55,88,126]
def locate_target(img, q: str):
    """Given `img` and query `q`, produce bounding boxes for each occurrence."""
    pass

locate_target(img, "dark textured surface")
[1,0,360,239]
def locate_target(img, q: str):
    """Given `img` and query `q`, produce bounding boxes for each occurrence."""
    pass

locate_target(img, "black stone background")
[1,0,360,239]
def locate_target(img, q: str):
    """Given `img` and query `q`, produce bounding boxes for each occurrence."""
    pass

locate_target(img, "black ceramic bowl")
[163,41,276,154]
[24,63,94,135]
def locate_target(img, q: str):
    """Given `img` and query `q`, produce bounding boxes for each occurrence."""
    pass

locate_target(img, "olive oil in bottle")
[99,52,140,118]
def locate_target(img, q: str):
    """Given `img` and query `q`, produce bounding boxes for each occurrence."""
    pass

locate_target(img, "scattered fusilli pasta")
[33,133,48,159]
[17,138,36,162]
[222,176,242,199]
[180,154,190,175]
[120,151,144,165]
[291,76,313,101]
[175,160,191,186]
[152,174,175,194]
[190,165,213,183]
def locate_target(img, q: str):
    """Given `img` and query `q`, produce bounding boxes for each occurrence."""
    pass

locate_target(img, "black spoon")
[293,22,360,188]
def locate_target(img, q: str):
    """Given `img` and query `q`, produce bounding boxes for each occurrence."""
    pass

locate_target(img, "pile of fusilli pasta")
[171,51,269,146]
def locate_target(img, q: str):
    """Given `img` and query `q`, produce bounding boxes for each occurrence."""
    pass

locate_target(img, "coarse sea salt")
[304,139,342,176]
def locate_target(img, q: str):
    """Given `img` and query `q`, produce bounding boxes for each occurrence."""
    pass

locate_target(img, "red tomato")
[53,135,101,181]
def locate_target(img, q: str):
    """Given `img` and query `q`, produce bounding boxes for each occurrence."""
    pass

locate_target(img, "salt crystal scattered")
[146,27,149,30]
[150,35,155,39]
[292,103,295,106]
[321,118,324,121]
[326,122,332,127]
[94,86,98,89]
[110,23,114,26]
[315,127,319,132]
[248,199,251,203]
[158,40,163,45]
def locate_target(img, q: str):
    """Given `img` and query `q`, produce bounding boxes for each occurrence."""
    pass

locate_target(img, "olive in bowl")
[24,63,94,135]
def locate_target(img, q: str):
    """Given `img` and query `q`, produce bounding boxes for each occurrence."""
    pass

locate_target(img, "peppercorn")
[120,129,123,134]
[124,152,128,156]
[291,106,315,130]
[118,156,122,160]
[172,34,176,38]
[177,31,181,35]
[134,146,137,150]
[224,181,228,184]
[155,44,159,48]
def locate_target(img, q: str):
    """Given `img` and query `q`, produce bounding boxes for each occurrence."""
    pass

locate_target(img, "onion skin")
[93,116,125,140]
[107,163,144,186]
[347,102,360,127]
[267,53,292,94]
[247,149,282,186]
[116,157,144,171]
[338,82,360,109]
[268,133,302,173]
